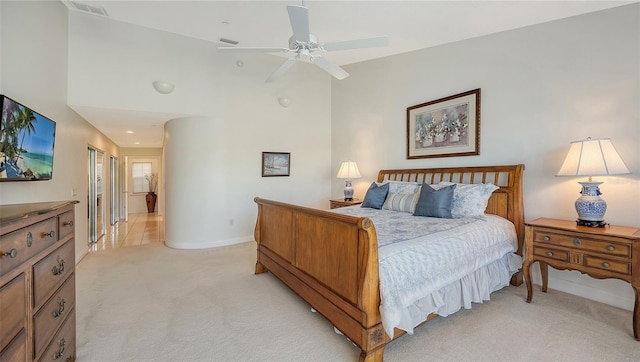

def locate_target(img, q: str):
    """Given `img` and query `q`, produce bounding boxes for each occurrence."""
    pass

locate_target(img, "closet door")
[110,156,119,225]
[88,148,105,244]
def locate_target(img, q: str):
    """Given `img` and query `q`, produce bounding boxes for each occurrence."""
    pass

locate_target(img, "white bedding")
[331,206,522,338]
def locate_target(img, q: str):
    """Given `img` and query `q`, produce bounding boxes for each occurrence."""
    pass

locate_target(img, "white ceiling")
[62,0,633,148]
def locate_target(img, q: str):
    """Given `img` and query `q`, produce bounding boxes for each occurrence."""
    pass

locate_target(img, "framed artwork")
[262,152,290,177]
[407,88,480,159]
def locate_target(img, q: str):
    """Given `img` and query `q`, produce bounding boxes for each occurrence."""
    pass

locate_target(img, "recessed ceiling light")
[134,142,140,145]
[126,130,134,134]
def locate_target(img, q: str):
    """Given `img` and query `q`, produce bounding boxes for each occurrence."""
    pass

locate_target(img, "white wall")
[0,1,120,263]
[332,4,639,311]
[67,10,333,248]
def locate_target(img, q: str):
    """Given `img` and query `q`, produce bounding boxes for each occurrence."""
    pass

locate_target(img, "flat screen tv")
[0,95,56,181]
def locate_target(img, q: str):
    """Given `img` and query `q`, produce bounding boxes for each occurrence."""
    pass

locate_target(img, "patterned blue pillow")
[413,184,456,218]
[361,182,389,209]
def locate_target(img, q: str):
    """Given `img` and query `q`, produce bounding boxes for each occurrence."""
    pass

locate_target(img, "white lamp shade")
[557,138,630,177]
[336,161,361,179]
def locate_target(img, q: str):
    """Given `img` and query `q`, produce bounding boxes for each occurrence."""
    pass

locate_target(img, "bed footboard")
[254,197,387,361]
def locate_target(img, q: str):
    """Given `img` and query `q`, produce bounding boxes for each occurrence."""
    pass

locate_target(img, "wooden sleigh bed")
[253,164,525,361]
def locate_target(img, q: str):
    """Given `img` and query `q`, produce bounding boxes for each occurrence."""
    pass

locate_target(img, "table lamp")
[336,161,361,201]
[556,137,630,227]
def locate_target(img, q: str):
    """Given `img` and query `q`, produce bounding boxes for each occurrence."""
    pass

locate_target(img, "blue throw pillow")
[413,184,456,218]
[361,182,389,209]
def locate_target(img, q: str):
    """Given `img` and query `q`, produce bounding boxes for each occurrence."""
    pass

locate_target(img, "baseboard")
[76,245,91,264]
[547,277,634,311]
[164,235,253,250]
[531,270,634,312]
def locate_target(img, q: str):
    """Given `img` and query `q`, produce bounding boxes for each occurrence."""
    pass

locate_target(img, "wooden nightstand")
[329,198,362,209]
[523,217,640,340]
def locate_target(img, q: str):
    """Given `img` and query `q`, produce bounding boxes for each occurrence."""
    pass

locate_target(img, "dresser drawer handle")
[43,230,56,238]
[52,297,66,318]
[52,256,65,275]
[2,248,18,258]
[602,262,610,268]
[573,238,581,246]
[27,232,33,247]
[543,236,550,241]
[546,252,553,257]
[606,246,615,251]
[63,220,74,227]
[53,338,66,360]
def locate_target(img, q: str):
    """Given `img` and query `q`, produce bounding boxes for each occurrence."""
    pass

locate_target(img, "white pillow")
[377,181,420,194]
[438,182,499,218]
[382,191,420,213]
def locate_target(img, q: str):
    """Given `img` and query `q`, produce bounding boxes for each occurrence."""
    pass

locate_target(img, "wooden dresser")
[0,201,78,361]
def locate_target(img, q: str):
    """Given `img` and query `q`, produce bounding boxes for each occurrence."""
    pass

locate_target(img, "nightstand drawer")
[533,229,630,258]
[584,256,631,275]
[533,246,569,262]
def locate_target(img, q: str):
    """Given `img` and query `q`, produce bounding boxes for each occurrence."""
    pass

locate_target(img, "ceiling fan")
[217,4,388,82]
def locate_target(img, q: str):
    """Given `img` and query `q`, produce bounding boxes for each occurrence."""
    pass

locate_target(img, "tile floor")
[90,212,164,251]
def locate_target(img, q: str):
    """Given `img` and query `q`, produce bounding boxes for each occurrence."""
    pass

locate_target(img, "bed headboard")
[376,164,525,255]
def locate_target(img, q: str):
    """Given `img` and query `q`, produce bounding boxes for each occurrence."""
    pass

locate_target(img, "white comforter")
[331,206,522,337]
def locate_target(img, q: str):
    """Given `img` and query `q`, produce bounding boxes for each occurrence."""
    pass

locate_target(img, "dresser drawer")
[33,241,74,308]
[584,256,631,275]
[533,245,569,262]
[0,274,26,349]
[38,309,75,362]
[34,274,75,357]
[532,229,631,258]
[0,329,26,362]
[0,217,58,278]
[57,211,75,241]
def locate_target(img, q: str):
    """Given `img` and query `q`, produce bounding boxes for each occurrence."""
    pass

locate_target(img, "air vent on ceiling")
[67,1,109,17]
[219,38,239,45]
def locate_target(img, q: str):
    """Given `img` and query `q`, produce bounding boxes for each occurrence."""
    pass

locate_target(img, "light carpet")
[76,242,639,361]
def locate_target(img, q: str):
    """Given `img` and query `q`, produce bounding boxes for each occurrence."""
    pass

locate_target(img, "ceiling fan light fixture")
[216,4,387,82]
[152,81,175,94]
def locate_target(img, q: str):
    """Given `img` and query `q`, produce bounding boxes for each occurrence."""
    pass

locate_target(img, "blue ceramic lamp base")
[343,180,354,201]
[575,181,608,228]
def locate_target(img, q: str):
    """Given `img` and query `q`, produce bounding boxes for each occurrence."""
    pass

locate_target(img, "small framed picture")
[262,152,290,177]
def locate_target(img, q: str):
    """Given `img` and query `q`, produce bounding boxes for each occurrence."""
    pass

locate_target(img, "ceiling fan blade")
[311,56,349,80]
[217,46,290,53]
[265,57,298,83]
[321,36,389,52]
[287,5,310,43]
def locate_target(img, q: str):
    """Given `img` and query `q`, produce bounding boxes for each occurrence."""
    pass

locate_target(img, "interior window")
[132,162,152,193]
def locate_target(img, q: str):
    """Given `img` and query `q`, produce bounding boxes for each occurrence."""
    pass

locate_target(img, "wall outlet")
[72,187,78,196]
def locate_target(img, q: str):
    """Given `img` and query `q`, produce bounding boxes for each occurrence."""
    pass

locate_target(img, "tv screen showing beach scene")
[0,95,56,181]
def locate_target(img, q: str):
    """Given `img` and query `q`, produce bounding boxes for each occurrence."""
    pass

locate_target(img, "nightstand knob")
[546,252,553,257]
[573,238,581,246]
[602,262,610,268]
[606,246,615,251]
[543,236,550,241]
